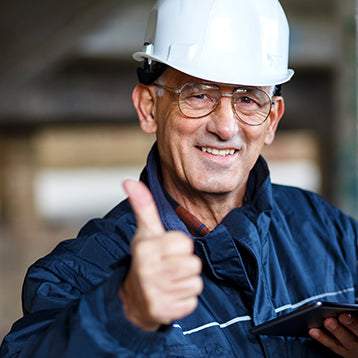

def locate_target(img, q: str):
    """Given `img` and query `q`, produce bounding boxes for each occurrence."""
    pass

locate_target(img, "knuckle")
[187,296,199,313]
[184,276,203,296]
[192,255,203,272]
[181,255,201,271]
[196,276,204,294]
[190,276,204,296]
[148,300,175,324]
[174,298,198,320]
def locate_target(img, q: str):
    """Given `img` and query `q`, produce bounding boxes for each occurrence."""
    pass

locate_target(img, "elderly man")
[1,0,358,357]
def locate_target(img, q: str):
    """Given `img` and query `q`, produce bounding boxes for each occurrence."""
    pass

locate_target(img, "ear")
[264,96,285,145]
[132,84,158,134]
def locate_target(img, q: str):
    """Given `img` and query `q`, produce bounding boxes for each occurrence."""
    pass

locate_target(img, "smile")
[199,146,236,157]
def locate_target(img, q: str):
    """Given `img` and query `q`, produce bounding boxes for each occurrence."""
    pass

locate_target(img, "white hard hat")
[133,0,294,86]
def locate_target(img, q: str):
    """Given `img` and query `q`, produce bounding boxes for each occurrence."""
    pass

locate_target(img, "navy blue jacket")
[1,145,358,357]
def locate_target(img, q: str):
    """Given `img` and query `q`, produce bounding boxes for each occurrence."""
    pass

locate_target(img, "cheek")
[244,123,271,146]
[155,105,176,141]
[157,112,204,146]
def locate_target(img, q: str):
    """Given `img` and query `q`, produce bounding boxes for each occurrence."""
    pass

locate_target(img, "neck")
[165,182,246,230]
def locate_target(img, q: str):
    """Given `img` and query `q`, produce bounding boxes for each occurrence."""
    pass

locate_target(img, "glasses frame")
[153,82,275,126]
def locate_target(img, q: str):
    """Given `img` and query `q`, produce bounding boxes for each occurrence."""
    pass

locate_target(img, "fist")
[119,180,203,331]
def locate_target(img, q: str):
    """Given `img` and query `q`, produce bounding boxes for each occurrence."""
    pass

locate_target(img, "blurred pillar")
[334,0,357,219]
[0,129,37,226]
[0,129,38,338]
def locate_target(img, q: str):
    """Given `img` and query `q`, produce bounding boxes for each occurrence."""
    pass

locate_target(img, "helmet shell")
[133,0,294,86]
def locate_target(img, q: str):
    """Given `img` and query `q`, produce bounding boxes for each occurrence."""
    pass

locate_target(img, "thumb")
[123,179,165,238]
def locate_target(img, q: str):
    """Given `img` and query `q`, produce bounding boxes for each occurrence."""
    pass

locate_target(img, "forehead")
[163,67,271,92]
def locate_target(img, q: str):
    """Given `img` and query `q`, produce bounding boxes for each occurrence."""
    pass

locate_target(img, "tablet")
[251,301,358,337]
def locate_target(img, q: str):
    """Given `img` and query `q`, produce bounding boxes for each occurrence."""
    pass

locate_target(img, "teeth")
[200,147,236,157]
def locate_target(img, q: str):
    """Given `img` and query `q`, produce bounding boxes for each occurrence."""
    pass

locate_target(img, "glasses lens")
[232,88,271,125]
[178,83,220,118]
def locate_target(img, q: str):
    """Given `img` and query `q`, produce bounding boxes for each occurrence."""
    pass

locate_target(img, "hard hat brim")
[133,52,294,87]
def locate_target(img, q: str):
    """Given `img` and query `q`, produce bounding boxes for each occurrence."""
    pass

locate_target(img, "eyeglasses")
[153,82,275,126]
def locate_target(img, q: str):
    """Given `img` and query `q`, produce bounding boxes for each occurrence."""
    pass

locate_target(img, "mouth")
[198,146,237,157]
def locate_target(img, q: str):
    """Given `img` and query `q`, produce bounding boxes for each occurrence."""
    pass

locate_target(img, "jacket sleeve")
[0,217,171,358]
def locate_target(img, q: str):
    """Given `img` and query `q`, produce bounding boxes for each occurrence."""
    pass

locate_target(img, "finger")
[123,179,165,237]
[339,313,358,336]
[309,317,358,357]
[325,317,358,348]
[155,296,199,324]
[166,276,204,299]
[309,327,345,357]
[162,253,202,280]
[159,231,195,257]
[335,314,358,351]
[171,296,199,320]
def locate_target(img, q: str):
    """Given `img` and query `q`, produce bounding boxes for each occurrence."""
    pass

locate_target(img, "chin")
[194,179,239,195]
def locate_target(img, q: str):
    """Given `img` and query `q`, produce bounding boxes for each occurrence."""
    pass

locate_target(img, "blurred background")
[0,0,357,341]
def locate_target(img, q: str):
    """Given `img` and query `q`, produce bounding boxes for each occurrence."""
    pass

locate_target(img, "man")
[1,0,358,357]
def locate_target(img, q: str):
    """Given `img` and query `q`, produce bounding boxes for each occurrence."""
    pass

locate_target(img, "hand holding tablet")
[251,301,358,337]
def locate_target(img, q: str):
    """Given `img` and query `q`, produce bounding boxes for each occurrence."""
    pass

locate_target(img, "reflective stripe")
[275,287,355,313]
[172,287,355,336]
[173,315,251,336]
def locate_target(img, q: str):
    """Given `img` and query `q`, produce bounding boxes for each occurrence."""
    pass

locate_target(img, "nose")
[206,95,238,140]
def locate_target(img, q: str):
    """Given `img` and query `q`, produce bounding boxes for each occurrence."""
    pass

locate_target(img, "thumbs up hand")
[119,180,203,331]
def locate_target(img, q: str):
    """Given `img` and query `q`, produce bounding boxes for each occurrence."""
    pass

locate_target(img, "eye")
[180,83,220,109]
[233,88,267,109]
[235,95,258,107]
[185,92,216,105]
[191,93,210,100]
[239,96,254,104]
[191,93,205,99]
